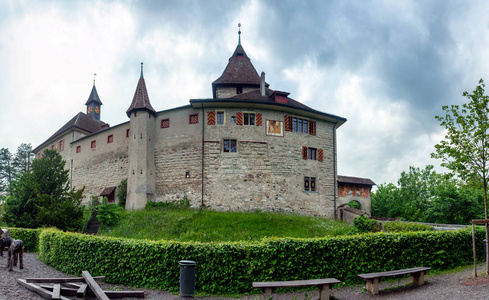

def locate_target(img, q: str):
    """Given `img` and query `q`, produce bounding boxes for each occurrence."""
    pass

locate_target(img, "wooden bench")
[358,266,431,295]
[253,278,340,300]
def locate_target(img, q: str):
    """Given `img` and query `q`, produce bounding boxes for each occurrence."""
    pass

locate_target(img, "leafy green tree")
[3,149,84,231]
[424,181,483,224]
[371,183,400,218]
[431,78,489,272]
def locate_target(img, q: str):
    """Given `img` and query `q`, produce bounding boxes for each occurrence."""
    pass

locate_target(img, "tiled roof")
[34,112,107,152]
[85,84,103,106]
[337,175,376,186]
[229,88,313,110]
[212,45,261,86]
[100,186,116,196]
[126,74,156,117]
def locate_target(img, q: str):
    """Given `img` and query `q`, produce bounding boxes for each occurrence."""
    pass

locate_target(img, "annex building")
[33,36,374,218]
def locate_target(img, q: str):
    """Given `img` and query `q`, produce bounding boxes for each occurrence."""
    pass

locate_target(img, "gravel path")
[1,253,489,300]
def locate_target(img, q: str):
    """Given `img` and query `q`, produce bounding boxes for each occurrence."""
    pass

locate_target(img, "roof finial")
[140,62,144,78]
[238,23,241,45]
[93,73,96,86]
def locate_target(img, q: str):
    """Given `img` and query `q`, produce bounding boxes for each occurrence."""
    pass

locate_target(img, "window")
[217,112,224,125]
[293,117,308,133]
[91,140,96,148]
[189,113,199,124]
[51,144,55,150]
[126,129,130,138]
[304,177,316,192]
[308,148,317,160]
[237,86,243,94]
[107,134,113,143]
[244,113,255,125]
[59,140,64,151]
[161,118,170,128]
[76,146,81,153]
[223,139,237,153]
[231,116,236,124]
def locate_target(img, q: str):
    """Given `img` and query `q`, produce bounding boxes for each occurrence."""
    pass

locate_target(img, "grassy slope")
[99,207,355,242]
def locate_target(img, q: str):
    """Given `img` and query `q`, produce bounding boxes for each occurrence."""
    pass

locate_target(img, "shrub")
[116,178,127,208]
[3,227,41,252]
[383,221,435,233]
[354,216,381,232]
[38,227,484,295]
[96,204,123,228]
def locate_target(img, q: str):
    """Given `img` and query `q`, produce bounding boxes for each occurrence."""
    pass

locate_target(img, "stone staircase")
[85,211,100,234]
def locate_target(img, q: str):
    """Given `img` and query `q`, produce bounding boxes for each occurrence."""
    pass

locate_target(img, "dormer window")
[237,54,243,61]
[237,86,243,94]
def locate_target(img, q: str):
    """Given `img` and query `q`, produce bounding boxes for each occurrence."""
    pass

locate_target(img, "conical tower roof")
[212,44,261,86]
[85,83,103,106]
[126,63,156,118]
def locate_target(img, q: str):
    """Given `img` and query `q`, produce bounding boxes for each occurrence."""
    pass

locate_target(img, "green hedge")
[38,228,485,294]
[383,221,435,233]
[2,227,41,252]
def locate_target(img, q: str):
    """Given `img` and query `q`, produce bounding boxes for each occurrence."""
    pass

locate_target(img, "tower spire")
[238,23,241,45]
[140,62,144,78]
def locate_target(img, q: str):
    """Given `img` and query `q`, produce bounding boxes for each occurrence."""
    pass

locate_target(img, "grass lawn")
[99,206,356,242]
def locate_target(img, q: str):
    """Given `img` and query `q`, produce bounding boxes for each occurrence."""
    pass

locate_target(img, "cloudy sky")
[1,0,489,186]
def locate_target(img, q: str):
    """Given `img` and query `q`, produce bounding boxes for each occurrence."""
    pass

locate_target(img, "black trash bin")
[179,260,196,297]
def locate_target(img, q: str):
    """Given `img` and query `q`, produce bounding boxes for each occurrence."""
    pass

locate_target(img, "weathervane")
[140,62,144,78]
[238,23,241,45]
[93,73,96,85]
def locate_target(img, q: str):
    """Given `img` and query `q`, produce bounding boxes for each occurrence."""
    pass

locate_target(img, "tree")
[431,78,489,273]
[3,149,84,231]
[0,148,14,193]
[116,178,127,208]
[12,143,33,174]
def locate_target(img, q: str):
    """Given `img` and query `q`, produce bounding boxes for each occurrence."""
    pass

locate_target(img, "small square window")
[304,177,317,192]
[161,118,170,128]
[237,86,243,94]
[244,113,255,125]
[308,148,317,160]
[76,146,81,153]
[91,140,96,148]
[217,112,224,125]
[189,113,199,124]
[231,116,236,123]
[107,135,113,143]
[223,139,237,153]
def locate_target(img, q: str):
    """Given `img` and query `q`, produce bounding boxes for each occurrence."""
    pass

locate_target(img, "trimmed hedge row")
[3,227,41,252]
[38,228,485,294]
[383,221,435,233]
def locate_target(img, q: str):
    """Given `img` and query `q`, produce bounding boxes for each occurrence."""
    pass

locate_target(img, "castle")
[33,34,374,218]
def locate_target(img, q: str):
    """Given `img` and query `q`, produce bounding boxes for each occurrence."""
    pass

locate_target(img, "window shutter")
[285,115,293,131]
[318,149,323,162]
[236,112,244,125]
[207,111,216,125]
[256,113,262,126]
[309,120,316,135]
[302,146,308,160]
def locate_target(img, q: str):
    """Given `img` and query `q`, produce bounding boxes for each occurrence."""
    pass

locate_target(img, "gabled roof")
[34,112,107,152]
[337,175,376,186]
[85,84,103,106]
[126,66,156,118]
[229,88,313,110]
[212,45,262,87]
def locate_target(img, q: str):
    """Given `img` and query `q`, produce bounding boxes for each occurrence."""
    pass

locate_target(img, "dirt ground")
[1,253,489,300]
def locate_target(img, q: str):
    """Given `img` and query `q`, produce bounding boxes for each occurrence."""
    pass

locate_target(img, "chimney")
[260,72,266,96]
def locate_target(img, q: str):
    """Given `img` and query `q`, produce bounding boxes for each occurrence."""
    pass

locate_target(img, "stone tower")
[85,80,103,122]
[125,63,156,210]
